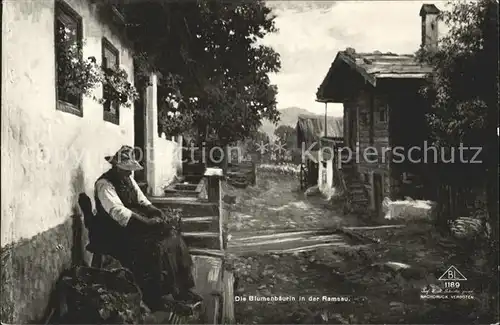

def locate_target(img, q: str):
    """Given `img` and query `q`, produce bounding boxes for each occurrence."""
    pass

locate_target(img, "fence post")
[204,167,224,251]
[221,195,235,251]
[145,73,159,196]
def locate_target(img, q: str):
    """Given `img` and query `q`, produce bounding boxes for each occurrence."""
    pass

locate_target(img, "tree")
[417,0,498,316]
[121,0,281,144]
[274,125,296,149]
[251,130,271,144]
[248,130,270,162]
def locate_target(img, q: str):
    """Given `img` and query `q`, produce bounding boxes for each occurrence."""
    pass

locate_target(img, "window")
[361,172,370,184]
[102,38,120,124]
[402,172,414,184]
[379,108,387,122]
[369,94,375,145]
[55,1,83,116]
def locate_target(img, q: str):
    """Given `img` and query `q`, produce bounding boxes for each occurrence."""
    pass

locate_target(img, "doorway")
[348,107,358,150]
[134,88,146,182]
[373,173,383,217]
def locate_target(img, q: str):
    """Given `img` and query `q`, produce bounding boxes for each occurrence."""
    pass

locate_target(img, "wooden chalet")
[315,4,439,217]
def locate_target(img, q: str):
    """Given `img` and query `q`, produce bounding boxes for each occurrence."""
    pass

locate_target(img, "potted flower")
[101,66,139,108]
[55,26,101,104]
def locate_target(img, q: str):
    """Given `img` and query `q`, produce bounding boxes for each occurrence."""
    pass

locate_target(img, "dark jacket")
[91,170,140,258]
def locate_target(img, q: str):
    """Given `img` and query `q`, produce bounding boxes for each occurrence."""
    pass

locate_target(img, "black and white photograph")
[1,0,499,324]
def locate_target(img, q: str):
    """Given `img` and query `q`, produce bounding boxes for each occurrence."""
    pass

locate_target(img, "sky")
[261,0,450,117]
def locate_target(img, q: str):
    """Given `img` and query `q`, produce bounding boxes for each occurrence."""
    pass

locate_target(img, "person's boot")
[173,288,203,309]
[186,288,204,304]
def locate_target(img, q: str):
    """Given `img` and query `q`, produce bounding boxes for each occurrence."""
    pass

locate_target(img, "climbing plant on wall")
[56,26,139,108]
[56,26,101,99]
[100,67,139,108]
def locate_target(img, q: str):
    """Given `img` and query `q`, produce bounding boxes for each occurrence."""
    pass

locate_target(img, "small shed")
[296,115,343,190]
[296,115,343,151]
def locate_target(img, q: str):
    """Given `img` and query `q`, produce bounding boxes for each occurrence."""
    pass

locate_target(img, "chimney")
[420,4,441,51]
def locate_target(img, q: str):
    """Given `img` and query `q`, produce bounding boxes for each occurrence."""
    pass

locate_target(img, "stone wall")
[1,0,135,322]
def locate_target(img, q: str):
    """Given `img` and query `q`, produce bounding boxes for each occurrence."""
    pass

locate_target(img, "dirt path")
[224,171,364,254]
[225,171,361,236]
[224,171,372,323]
[223,171,497,324]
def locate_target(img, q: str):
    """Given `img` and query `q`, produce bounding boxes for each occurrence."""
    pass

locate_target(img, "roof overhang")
[377,73,429,79]
[315,98,337,103]
[316,51,432,103]
[316,52,369,103]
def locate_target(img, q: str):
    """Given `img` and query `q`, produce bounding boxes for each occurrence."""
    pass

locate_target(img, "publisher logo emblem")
[438,265,467,281]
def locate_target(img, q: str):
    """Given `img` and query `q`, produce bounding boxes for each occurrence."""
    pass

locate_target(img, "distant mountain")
[259,107,320,138]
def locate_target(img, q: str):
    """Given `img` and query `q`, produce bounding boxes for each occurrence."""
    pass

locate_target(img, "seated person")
[91,145,202,310]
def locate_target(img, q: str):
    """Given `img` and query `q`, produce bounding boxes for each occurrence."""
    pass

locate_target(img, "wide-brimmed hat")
[105,145,143,171]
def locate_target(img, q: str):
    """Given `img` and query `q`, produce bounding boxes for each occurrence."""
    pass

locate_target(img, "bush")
[257,163,300,176]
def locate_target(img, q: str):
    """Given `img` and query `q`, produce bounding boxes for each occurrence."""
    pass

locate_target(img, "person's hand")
[140,216,162,227]
[143,205,165,219]
[149,217,163,225]
[159,211,169,221]
[171,214,181,224]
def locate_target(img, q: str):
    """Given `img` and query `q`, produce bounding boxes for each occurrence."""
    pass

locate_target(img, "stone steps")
[149,197,219,218]
[189,248,225,259]
[148,196,222,250]
[164,189,200,198]
[172,183,199,191]
[339,163,370,213]
[164,181,203,198]
[182,174,205,184]
[181,216,218,233]
[183,232,222,251]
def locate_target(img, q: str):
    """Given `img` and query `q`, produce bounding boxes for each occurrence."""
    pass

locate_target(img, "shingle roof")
[316,49,433,101]
[296,115,343,148]
[339,50,432,83]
